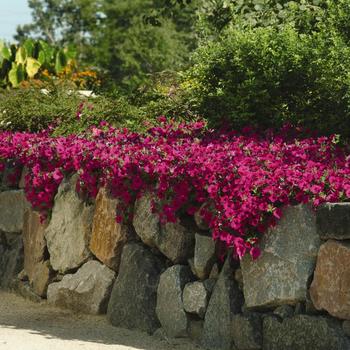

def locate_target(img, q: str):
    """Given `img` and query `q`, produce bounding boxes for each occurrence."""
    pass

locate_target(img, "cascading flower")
[0,119,349,260]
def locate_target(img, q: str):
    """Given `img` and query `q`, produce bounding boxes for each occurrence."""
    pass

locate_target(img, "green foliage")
[0,39,75,88]
[180,25,350,136]
[15,0,198,93]
[0,84,146,135]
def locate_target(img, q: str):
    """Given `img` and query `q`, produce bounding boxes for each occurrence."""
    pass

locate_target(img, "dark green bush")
[177,25,350,136]
[0,84,146,135]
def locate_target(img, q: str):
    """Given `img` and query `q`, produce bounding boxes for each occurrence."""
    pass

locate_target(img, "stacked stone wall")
[1,172,350,350]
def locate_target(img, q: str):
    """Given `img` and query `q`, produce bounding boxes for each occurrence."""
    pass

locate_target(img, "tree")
[16,0,198,91]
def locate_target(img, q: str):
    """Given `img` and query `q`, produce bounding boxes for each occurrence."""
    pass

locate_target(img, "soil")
[0,291,203,350]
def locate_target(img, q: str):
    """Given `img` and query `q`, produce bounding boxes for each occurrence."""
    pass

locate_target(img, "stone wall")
[1,172,350,350]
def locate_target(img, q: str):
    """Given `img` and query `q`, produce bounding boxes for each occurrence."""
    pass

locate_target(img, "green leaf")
[15,47,27,64]
[23,39,35,57]
[26,57,41,78]
[38,51,46,65]
[55,50,67,74]
[1,45,11,60]
[8,63,25,87]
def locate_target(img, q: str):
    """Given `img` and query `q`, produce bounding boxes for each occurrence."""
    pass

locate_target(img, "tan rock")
[23,209,48,282]
[90,188,133,271]
[31,260,52,297]
[310,240,350,320]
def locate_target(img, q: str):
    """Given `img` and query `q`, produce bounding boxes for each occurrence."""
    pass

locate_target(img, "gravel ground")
[0,291,203,350]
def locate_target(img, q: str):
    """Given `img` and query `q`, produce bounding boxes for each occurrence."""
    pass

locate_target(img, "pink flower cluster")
[0,120,349,260]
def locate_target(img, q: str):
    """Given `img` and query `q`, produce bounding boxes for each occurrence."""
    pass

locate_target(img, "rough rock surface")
[133,193,195,263]
[31,260,52,297]
[183,281,211,319]
[0,190,30,233]
[202,258,243,350]
[156,265,193,338]
[47,260,115,314]
[90,187,134,271]
[263,315,349,350]
[232,313,262,350]
[107,243,165,334]
[23,209,48,283]
[317,203,350,240]
[241,204,321,309]
[44,176,94,273]
[193,234,216,280]
[310,240,350,320]
[0,232,23,288]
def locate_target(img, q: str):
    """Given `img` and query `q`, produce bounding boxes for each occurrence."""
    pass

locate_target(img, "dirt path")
[0,291,203,350]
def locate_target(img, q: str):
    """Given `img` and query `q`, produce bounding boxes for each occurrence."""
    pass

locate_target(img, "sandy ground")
[0,291,203,350]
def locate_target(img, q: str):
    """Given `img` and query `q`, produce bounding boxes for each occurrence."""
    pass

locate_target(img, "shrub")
[0,84,146,135]
[180,25,350,137]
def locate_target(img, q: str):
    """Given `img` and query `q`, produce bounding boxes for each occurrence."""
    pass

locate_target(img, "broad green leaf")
[15,47,27,64]
[8,63,24,87]
[38,51,46,65]
[23,39,35,57]
[26,57,41,78]
[1,45,11,60]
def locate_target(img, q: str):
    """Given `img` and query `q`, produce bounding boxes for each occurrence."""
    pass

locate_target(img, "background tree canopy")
[3,0,350,138]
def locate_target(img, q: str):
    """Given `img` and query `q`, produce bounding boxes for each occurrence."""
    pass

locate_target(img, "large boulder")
[0,190,30,233]
[317,203,350,240]
[0,232,23,288]
[89,188,134,271]
[310,240,350,320]
[241,204,321,309]
[202,258,243,350]
[107,243,165,334]
[133,193,195,263]
[193,234,216,280]
[44,176,94,273]
[47,260,115,314]
[156,265,193,337]
[263,315,349,350]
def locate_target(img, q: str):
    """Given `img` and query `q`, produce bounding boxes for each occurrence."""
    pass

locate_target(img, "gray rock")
[234,268,243,290]
[0,232,23,289]
[188,319,204,344]
[133,192,195,263]
[241,205,321,309]
[342,320,350,337]
[47,260,115,314]
[203,278,216,293]
[44,176,94,273]
[0,190,30,233]
[317,203,350,240]
[232,313,262,350]
[209,263,220,279]
[263,315,350,350]
[183,281,211,319]
[193,234,216,280]
[202,258,243,350]
[156,265,193,338]
[107,243,165,334]
[273,305,294,319]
